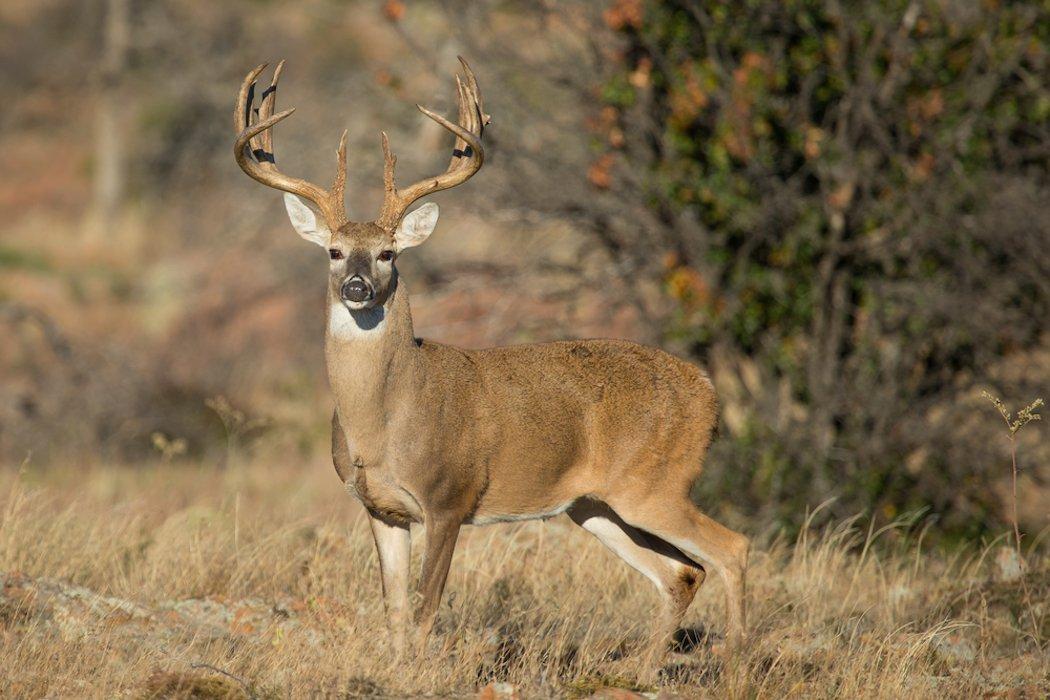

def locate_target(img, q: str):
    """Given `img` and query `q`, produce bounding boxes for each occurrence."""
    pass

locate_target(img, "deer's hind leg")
[607,493,749,649]
[568,499,706,656]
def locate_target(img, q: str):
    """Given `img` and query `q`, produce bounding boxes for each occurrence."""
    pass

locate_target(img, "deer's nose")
[341,276,373,303]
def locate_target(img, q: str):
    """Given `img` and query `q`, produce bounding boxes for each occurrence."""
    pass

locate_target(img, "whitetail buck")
[233,58,749,654]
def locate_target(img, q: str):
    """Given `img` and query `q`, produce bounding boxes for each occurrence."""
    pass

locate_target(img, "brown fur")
[322,222,748,651]
[234,59,747,655]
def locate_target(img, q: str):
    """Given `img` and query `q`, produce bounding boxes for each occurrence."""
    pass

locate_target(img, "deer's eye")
[378,250,395,263]
[328,249,344,260]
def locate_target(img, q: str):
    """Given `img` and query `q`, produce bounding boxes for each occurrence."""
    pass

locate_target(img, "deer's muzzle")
[341,276,373,304]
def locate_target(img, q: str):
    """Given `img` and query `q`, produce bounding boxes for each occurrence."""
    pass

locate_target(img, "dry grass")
[0,461,1046,699]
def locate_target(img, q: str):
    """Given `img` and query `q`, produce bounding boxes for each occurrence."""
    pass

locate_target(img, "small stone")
[993,546,1027,583]
[933,631,977,663]
[587,689,646,700]
[477,681,519,700]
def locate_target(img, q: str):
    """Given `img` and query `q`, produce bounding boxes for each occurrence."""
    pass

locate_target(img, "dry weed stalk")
[980,392,1043,559]
[150,432,187,463]
[980,391,1044,646]
[204,395,271,467]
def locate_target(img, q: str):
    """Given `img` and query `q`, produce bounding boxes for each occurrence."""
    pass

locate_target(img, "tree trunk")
[89,0,129,236]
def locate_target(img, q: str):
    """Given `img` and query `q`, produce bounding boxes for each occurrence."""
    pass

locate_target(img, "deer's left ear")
[394,203,439,252]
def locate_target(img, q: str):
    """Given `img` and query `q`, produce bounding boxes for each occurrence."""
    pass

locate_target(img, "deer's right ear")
[283,193,330,248]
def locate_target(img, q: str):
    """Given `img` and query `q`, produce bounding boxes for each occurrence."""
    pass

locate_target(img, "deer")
[232,58,749,656]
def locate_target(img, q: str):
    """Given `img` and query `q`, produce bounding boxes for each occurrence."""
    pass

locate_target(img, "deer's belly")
[468,500,576,525]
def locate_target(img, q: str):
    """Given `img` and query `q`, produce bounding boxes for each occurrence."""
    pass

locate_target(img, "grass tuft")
[0,461,1046,697]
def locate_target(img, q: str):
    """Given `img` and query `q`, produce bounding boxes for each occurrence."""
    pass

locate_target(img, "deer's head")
[234,59,488,310]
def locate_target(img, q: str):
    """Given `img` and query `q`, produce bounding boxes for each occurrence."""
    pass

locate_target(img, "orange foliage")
[586,106,625,148]
[664,258,710,309]
[587,153,616,189]
[804,126,824,160]
[603,0,644,31]
[910,152,936,182]
[382,0,405,23]
[722,52,772,162]
[628,56,652,88]
[826,181,856,212]
[669,63,710,128]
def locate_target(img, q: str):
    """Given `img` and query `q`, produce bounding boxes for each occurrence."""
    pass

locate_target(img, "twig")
[190,662,256,699]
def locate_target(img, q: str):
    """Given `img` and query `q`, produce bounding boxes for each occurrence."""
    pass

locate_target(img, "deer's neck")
[324,276,422,440]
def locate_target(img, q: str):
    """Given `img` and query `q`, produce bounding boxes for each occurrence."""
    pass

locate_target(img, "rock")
[586,689,646,700]
[477,681,519,699]
[993,546,1028,583]
[1,571,321,651]
[1,571,153,642]
[887,583,915,607]
[933,631,977,664]
[774,630,834,661]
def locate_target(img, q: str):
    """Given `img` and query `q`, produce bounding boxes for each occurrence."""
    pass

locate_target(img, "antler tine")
[252,60,285,160]
[448,75,473,171]
[381,131,397,196]
[234,63,268,133]
[459,55,490,128]
[233,63,348,228]
[377,57,487,230]
[333,129,348,207]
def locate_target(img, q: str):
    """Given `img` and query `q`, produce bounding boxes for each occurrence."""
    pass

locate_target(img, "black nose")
[341,277,373,303]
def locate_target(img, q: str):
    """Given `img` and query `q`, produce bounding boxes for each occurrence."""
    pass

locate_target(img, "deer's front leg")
[413,515,461,645]
[367,511,411,653]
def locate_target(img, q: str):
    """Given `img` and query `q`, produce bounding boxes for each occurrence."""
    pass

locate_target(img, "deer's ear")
[283,193,330,248]
[394,203,439,252]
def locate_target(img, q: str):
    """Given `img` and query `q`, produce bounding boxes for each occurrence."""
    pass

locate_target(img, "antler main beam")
[377,57,490,230]
[233,62,349,228]
[233,58,487,232]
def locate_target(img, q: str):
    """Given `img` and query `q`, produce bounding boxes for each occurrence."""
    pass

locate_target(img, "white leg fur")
[576,514,668,590]
[567,500,701,608]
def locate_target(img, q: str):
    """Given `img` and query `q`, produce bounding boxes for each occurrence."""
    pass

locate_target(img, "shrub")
[598,0,1049,535]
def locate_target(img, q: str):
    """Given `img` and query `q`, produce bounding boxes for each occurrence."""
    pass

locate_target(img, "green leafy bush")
[599,0,1048,536]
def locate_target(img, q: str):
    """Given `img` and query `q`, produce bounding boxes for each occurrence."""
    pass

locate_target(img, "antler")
[377,56,490,230]
[233,62,349,228]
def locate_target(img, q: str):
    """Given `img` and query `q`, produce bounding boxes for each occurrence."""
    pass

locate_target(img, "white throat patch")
[328,302,387,341]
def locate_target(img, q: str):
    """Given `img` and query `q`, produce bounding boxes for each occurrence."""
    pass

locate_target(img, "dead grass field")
[0,460,1046,698]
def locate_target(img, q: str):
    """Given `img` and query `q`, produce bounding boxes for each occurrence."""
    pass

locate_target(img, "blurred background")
[0,0,1046,539]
